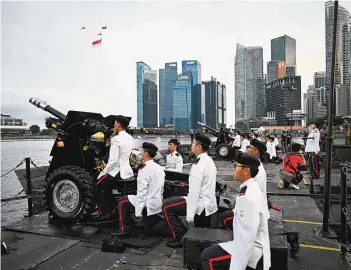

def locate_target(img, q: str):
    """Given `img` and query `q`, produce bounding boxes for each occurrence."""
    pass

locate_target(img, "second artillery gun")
[197,122,234,159]
[29,98,232,225]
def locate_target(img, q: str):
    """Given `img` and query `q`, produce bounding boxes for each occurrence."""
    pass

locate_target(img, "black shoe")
[111,230,132,237]
[166,239,182,248]
[92,213,115,222]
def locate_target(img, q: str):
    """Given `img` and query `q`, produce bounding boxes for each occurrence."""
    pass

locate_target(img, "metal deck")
[2,160,350,270]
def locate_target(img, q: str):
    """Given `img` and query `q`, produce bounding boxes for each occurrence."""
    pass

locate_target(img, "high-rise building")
[266,76,302,126]
[182,60,201,86]
[136,61,158,128]
[267,60,286,83]
[325,1,351,115]
[235,43,264,124]
[159,62,177,127]
[314,71,326,88]
[271,35,296,74]
[305,86,315,123]
[203,77,227,129]
[173,71,193,131]
[159,69,165,127]
[191,83,206,129]
[314,87,328,119]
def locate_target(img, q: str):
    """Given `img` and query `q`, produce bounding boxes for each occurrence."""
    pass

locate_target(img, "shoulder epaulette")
[175,153,180,157]
[138,163,146,170]
[194,158,200,164]
[239,186,247,196]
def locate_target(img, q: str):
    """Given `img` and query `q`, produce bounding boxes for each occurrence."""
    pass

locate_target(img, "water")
[0,136,191,226]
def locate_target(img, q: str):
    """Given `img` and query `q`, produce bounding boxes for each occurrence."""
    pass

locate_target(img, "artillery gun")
[197,122,234,159]
[29,98,232,225]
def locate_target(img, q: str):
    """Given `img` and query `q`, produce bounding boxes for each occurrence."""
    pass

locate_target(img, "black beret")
[116,115,130,126]
[194,133,211,146]
[236,152,260,168]
[168,139,180,145]
[142,142,158,152]
[250,139,267,153]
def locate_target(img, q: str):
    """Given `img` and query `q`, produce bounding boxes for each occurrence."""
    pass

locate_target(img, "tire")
[45,165,94,224]
[216,144,230,159]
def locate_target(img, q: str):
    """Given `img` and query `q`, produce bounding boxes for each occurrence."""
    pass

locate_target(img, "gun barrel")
[29,98,66,120]
[197,121,219,134]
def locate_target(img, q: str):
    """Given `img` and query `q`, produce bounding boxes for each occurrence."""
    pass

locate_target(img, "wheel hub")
[219,146,229,156]
[53,180,80,213]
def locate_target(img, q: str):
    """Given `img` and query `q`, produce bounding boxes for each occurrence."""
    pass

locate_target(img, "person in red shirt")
[279,143,306,190]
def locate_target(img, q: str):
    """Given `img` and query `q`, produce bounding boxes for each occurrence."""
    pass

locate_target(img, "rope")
[1,189,25,207]
[29,158,48,174]
[1,158,26,178]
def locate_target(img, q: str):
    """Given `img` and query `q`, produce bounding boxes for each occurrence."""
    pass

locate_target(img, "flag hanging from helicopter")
[92,39,102,48]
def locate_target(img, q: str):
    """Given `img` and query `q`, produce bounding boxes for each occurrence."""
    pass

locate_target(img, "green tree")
[29,125,40,134]
[40,128,57,136]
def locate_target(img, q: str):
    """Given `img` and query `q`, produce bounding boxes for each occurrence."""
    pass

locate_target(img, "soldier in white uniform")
[166,139,183,172]
[96,115,134,218]
[201,153,271,270]
[231,131,241,160]
[162,133,218,248]
[305,122,320,179]
[220,139,269,230]
[114,142,165,236]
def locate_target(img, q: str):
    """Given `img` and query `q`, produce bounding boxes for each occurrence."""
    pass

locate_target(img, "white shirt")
[98,130,134,179]
[166,151,183,172]
[305,128,320,154]
[266,141,276,159]
[219,179,271,270]
[128,160,165,217]
[185,153,218,222]
[273,137,279,147]
[255,162,269,219]
[232,135,241,147]
[239,139,250,153]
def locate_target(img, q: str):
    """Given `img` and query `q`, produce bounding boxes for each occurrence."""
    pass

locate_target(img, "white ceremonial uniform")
[220,178,271,270]
[239,139,250,153]
[232,135,241,147]
[266,141,276,159]
[185,153,218,223]
[305,128,320,154]
[98,130,134,179]
[273,137,279,147]
[255,162,270,219]
[166,151,183,172]
[128,160,165,217]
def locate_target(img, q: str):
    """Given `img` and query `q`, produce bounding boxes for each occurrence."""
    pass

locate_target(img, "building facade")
[234,43,264,125]
[267,60,286,83]
[314,71,326,88]
[266,76,302,126]
[136,61,158,128]
[173,71,193,131]
[191,83,206,129]
[325,1,351,115]
[271,35,297,71]
[182,60,201,86]
[159,62,177,127]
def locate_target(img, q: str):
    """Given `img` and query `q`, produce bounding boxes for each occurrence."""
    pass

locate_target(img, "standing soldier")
[201,153,271,270]
[114,142,165,236]
[305,122,320,179]
[162,133,218,248]
[166,139,183,173]
[220,139,269,230]
[231,131,241,160]
[95,115,134,220]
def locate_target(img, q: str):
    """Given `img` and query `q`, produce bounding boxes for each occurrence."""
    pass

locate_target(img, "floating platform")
[2,160,351,269]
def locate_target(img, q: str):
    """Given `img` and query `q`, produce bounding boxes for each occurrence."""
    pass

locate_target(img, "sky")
[2,0,351,128]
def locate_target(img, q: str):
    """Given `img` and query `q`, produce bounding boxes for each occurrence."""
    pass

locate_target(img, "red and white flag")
[92,39,102,47]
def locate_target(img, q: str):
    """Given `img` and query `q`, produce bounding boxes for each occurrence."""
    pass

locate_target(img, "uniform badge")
[175,153,180,157]
[240,210,244,218]
[239,186,247,196]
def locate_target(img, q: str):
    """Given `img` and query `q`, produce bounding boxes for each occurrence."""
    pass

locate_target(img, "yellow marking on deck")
[303,179,307,185]
[283,219,322,225]
[300,244,340,251]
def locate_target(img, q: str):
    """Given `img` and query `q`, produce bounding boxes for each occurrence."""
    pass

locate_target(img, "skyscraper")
[271,35,296,70]
[325,1,351,115]
[314,71,326,88]
[173,71,193,131]
[159,69,165,126]
[159,62,177,127]
[136,61,158,128]
[235,43,264,124]
[182,60,201,86]
[267,60,286,83]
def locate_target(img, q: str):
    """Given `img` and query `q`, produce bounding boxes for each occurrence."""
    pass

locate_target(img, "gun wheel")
[216,144,230,159]
[45,165,94,225]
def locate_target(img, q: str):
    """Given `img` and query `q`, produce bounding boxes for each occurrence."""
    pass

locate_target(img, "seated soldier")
[162,133,218,248]
[114,142,165,236]
[166,139,183,172]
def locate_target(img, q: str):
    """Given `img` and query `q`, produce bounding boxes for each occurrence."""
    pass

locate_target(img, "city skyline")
[2,1,351,128]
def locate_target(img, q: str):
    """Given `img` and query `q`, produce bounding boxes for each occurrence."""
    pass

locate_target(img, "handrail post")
[340,164,347,255]
[25,157,33,217]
